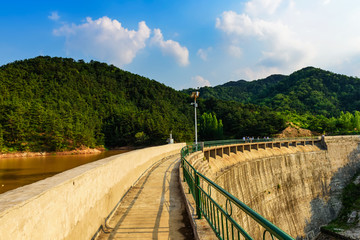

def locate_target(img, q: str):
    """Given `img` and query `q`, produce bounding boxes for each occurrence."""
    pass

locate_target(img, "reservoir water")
[0,150,127,194]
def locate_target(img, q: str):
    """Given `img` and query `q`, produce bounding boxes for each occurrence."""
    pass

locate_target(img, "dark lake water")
[0,150,127,194]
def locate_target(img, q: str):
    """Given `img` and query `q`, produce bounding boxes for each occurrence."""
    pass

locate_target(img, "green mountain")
[0,56,289,152]
[7,57,359,152]
[2,56,360,153]
[0,56,194,151]
[184,67,360,117]
[186,74,286,103]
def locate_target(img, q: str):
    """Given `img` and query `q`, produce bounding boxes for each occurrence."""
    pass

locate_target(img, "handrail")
[181,142,295,240]
[203,137,320,148]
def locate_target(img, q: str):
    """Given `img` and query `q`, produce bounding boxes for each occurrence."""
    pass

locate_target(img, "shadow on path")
[98,155,194,240]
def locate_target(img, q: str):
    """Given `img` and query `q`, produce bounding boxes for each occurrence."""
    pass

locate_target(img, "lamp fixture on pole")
[190,91,200,145]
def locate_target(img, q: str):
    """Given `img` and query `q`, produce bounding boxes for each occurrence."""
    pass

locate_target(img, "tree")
[338,111,354,131]
[199,112,224,140]
[353,111,360,131]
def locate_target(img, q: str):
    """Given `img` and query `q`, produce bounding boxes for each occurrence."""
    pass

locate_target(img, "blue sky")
[1,0,360,90]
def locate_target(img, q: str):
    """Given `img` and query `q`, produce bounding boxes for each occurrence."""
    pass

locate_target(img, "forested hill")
[0,56,194,151]
[184,67,360,117]
[0,56,288,152]
[2,57,359,153]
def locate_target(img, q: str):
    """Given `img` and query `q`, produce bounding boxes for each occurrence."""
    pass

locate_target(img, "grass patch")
[323,170,360,231]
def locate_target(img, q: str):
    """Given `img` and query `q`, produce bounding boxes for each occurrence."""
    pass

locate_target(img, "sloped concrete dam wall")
[0,143,185,240]
[191,136,360,239]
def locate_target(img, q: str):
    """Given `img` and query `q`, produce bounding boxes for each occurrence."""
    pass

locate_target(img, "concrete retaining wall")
[209,136,360,238]
[0,143,185,240]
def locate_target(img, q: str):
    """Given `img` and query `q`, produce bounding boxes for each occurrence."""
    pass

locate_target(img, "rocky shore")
[0,147,105,159]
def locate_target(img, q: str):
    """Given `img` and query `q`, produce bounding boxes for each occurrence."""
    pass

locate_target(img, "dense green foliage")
[0,56,290,152]
[199,98,286,138]
[184,67,360,135]
[0,56,194,152]
[281,110,360,134]
[185,74,285,106]
[199,112,223,140]
[184,67,360,117]
[4,57,360,153]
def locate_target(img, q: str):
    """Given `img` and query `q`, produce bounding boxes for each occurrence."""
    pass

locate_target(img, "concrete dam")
[185,136,360,239]
[1,136,359,239]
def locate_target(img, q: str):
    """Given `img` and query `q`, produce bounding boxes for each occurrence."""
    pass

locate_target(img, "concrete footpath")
[96,154,194,240]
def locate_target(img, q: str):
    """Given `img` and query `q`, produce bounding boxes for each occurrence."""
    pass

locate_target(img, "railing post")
[182,158,186,182]
[195,172,202,219]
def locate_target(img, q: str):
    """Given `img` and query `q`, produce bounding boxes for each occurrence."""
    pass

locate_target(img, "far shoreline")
[0,147,105,159]
[0,146,140,159]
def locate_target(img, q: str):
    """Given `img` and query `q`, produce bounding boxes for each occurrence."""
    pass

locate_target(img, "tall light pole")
[191,91,200,145]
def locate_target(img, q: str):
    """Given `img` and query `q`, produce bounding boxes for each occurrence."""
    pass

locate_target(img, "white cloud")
[192,75,211,88]
[215,0,360,78]
[197,47,212,61]
[48,11,60,21]
[151,28,189,66]
[54,16,151,66]
[228,45,242,58]
[245,0,284,16]
[216,10,312,70]
[216,11,288,38]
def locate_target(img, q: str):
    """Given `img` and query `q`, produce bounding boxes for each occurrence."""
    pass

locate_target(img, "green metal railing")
[181,143,295,240]
[271,136,320,142]
[204,136,320,148]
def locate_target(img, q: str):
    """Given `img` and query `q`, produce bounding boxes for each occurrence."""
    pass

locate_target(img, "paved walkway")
[96,154,194,240]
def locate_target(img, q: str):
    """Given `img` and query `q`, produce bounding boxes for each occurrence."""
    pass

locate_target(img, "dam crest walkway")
[96,154,194,240]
